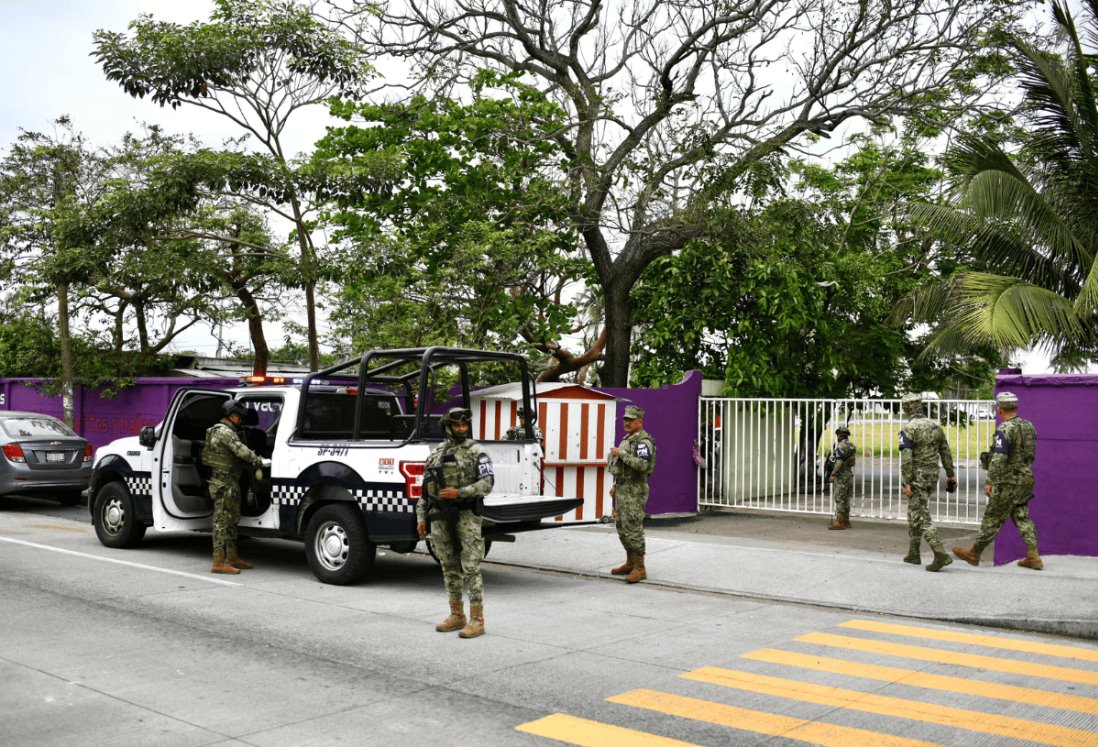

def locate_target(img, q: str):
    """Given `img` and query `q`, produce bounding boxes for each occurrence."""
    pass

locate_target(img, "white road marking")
[0,536,242,586]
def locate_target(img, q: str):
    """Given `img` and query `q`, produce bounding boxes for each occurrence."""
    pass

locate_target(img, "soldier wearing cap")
[899,393,958,571]
[608,404,657,583]
[416,407,495,638]
[827,425,857,530]
[953,391,1042,570]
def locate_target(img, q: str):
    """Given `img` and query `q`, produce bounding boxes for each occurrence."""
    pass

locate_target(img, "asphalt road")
[2,498,1097,746]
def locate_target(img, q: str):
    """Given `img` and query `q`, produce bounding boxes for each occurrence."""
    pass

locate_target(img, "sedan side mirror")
[138,426,157,449]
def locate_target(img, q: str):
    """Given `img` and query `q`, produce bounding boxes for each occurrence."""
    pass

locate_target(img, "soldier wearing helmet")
[953,391,1043,570]
[827,424,857,530]
[505,406,543,443]
[416,406,495,638]
[202,398,264,575]
[898,393,958,571]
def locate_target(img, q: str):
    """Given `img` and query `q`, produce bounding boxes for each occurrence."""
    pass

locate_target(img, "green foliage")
[904,0,1098,366]
[312,75,585,356]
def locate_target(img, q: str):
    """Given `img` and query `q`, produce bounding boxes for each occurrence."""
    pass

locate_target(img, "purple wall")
[598,371,702,515]
[0,377,237,455]
[993,373,1098,564]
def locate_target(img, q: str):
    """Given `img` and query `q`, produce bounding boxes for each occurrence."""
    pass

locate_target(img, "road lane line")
[0,536,241,587]
[684,667,1098,747]
[607,689,943,747]
[797,632,1098,686]
[744,648,1098,715]
[840,619,1098,663]
[515,713,699,746]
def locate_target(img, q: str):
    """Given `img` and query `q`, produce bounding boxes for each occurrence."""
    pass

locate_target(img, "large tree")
[94,0,374,370]
[904,0,1098,369]
[335,0,1030,385]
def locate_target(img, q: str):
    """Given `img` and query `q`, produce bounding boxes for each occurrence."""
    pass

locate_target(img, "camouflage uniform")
[899,399,956,561]
[202,420,262,562]
[609,415,657,558]
[417,426,495,605]
[830,437,857,521]
[974,412,1039,554]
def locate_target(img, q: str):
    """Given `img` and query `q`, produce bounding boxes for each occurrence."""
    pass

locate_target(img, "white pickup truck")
[88,347,581,584]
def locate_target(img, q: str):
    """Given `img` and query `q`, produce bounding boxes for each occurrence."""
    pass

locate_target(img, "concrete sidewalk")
[487,510,1098,640]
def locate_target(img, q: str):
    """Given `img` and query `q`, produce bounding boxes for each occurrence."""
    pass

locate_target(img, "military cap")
[995,391,1019,408]
[900,393,922,408]
[623,404,645,420]
[835,425,850,435]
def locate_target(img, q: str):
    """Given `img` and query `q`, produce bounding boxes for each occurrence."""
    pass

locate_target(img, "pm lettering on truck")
[87,347,582,585]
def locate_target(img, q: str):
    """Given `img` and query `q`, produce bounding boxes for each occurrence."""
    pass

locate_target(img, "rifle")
[822,454,836,484]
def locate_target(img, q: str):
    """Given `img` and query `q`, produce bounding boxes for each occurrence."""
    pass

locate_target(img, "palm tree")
[904,0,1098,368]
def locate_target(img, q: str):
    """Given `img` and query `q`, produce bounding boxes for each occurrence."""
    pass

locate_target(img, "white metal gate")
[697,398,996,525]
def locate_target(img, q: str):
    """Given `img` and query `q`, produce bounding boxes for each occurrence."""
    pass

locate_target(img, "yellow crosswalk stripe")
[606,689,943,747]
[684,667,1098,747]
[840,619,1098,663]
[798,632,1098,686]
[515,713,700,746]
[744,648,1098,715]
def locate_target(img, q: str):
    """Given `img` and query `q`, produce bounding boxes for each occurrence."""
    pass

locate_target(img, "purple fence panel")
[0,377,238,455]
[993,373,1098,564]
[597,371,702,516]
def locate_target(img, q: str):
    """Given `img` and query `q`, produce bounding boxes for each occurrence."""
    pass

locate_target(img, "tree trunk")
[236,286,269,376]
[57,283,75,427]
[600,281,634,387]
[289,195,320,371]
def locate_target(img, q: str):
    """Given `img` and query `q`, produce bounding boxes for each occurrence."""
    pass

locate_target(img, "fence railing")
[697,398,995,525]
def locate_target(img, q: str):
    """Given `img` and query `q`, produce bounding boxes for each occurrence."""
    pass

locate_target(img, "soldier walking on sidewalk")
[899,393,959,572]
[954,391,1043,570]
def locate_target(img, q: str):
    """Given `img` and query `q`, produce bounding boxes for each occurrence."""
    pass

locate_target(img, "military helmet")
[221,399,247,419]
[901,393,922,408]
[440,407,472,426]
[995,391,1019,408]
[835,425,850,435]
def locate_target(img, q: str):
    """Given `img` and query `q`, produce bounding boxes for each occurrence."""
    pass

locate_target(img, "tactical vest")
[202,422,244,474]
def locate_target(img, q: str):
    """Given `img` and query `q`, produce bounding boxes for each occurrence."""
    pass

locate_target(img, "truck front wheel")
[93,481,147,548]
[304,503,375,585]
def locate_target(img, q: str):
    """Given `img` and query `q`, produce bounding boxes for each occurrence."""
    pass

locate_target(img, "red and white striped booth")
[472,383,620,522]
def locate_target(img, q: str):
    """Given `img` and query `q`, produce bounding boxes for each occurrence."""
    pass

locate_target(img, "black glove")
[945,477,957,493]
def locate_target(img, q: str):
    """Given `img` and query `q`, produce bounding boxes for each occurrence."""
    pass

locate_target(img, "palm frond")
[952,271,1084,348]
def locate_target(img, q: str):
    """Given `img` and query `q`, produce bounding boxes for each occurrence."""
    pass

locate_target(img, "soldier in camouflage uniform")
[505,407,543,443]
[827,425,857,530]
[899,393,959,572]
[416,407,495,638]
[202,399,263,575]
[953,391,1043,570]
[608,405,656,584]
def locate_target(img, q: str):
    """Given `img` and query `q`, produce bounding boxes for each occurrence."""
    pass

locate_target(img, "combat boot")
[611,552,635,576]
[1018,550,1044,570]
[227,551,253,570]
[952,546,980,566]
[436,601,466,632]
[211,553,240,575]
[459,605,484,638]
[926,551,953,572]
[903,541,921,565]
[828,516,850,530]
[626,556,647,584]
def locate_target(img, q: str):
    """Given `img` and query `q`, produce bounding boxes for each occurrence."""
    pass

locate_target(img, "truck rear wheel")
[93,481,147,548]
[304,503,375,585]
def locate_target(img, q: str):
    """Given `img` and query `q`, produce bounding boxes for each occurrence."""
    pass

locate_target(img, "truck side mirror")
[138,426,157,449]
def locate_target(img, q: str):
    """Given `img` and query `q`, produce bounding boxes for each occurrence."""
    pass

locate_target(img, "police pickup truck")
[88,347,581,584]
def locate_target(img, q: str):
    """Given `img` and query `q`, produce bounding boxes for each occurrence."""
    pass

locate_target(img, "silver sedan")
[0,411,92,505]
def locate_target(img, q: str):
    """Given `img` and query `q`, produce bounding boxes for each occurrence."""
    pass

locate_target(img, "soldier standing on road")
[608,405,656,584]
[953,391,1043,570]
[899,393,959,572]
[827,425,857,530]
[416,407,495,638]
[202,399,264,575]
